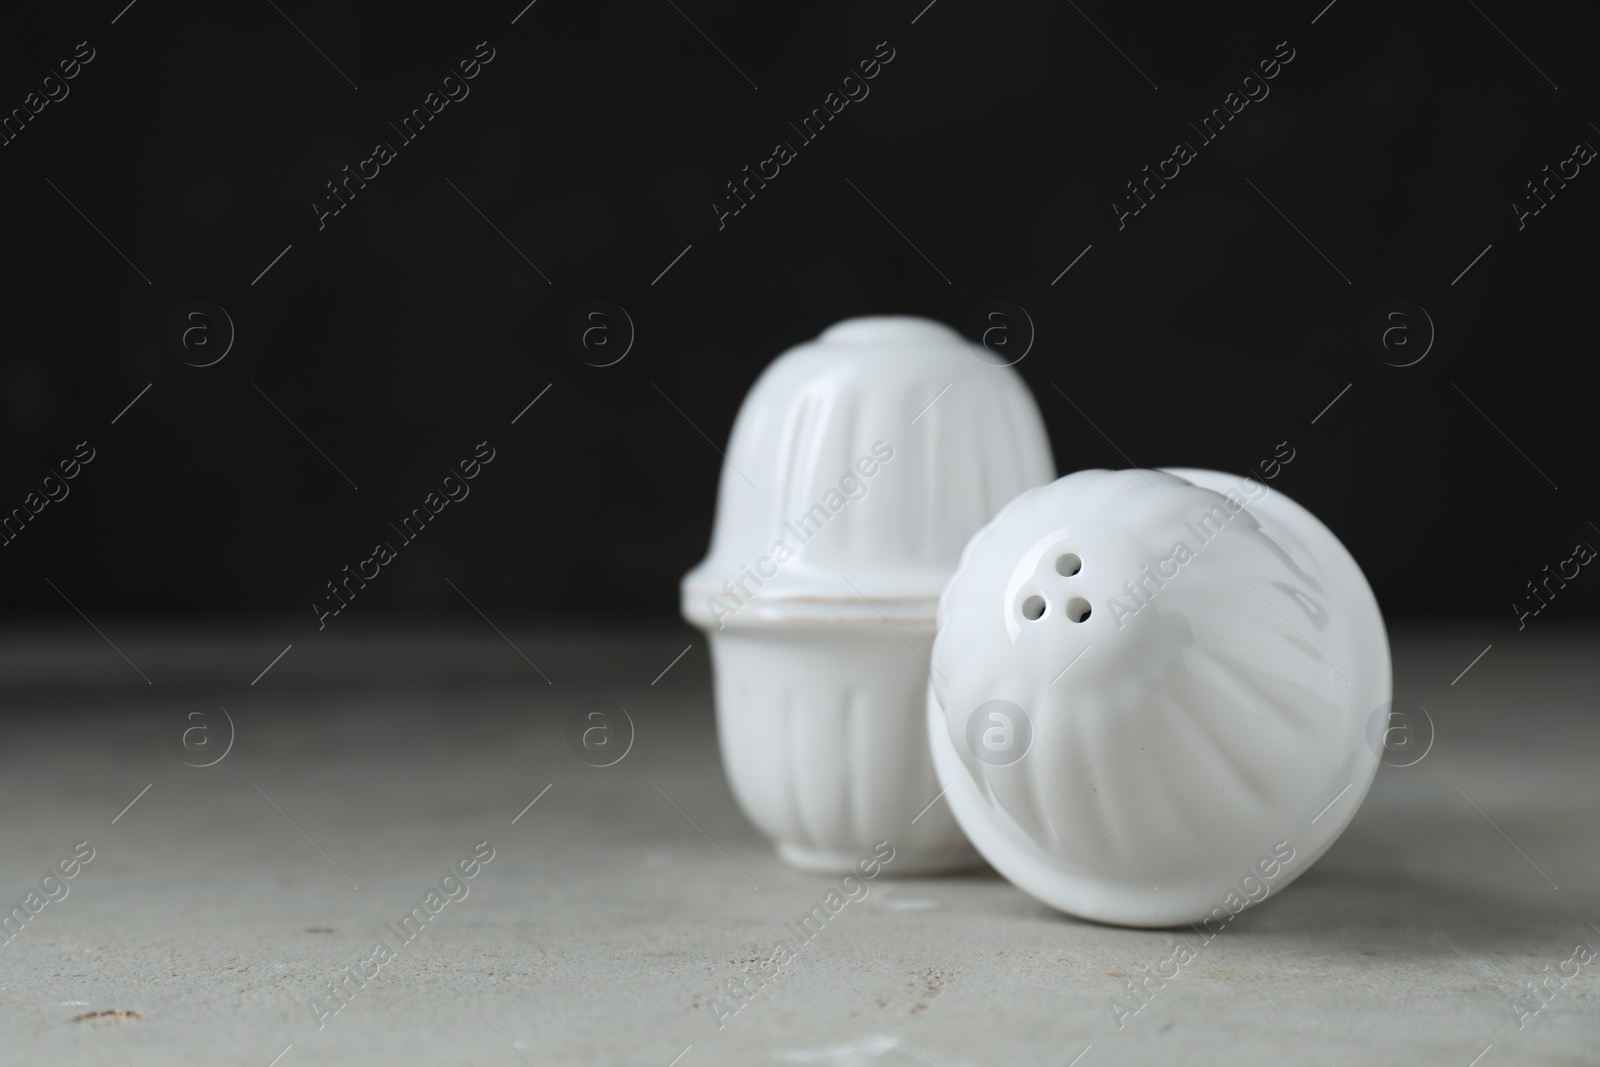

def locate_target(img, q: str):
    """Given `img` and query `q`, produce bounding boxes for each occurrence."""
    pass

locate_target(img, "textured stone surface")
[0,623,1595,1065]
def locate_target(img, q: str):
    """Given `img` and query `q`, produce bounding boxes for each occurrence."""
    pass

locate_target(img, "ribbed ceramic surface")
[929,468,1390,923]
[682,316,1054,622]
[708,625,973,872]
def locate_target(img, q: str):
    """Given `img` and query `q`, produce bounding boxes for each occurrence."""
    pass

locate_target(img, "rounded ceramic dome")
[928,468,1390,926]
[682,316,1054,626]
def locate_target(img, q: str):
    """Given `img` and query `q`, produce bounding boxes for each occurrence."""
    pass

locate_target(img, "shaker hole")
[1056,553,1083,576]
[1022,595,1047,621]
[1066,597,1092,623]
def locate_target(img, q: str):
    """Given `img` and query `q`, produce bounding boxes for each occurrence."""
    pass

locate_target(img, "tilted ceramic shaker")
[928,467,1390,925]
[681,316,1055,874]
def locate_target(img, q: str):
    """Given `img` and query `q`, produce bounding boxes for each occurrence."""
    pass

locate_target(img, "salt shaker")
[681,316,1055,873]
[928,467,1390,923]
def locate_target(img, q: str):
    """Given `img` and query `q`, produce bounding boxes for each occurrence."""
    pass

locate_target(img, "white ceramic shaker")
[681,316,1055,874]
[927,468,1391,924]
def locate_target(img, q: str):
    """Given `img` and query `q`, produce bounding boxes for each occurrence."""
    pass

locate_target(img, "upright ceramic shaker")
[681,316,1055,873]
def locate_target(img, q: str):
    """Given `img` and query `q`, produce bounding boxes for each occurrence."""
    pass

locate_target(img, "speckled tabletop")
[0,623,1595,1066]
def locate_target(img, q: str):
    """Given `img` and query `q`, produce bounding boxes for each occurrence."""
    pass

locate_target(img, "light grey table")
[0,622,1595,1065]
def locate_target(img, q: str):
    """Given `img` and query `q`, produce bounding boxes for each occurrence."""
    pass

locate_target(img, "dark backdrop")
[1,0,1595,630]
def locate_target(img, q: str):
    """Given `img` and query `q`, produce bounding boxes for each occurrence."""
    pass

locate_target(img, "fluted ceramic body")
[928,468,1390,925]
[682,316,1055,873]
[706,625,974,873]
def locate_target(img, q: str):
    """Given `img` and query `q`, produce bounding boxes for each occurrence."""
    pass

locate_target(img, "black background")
[1,0,1595,630]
